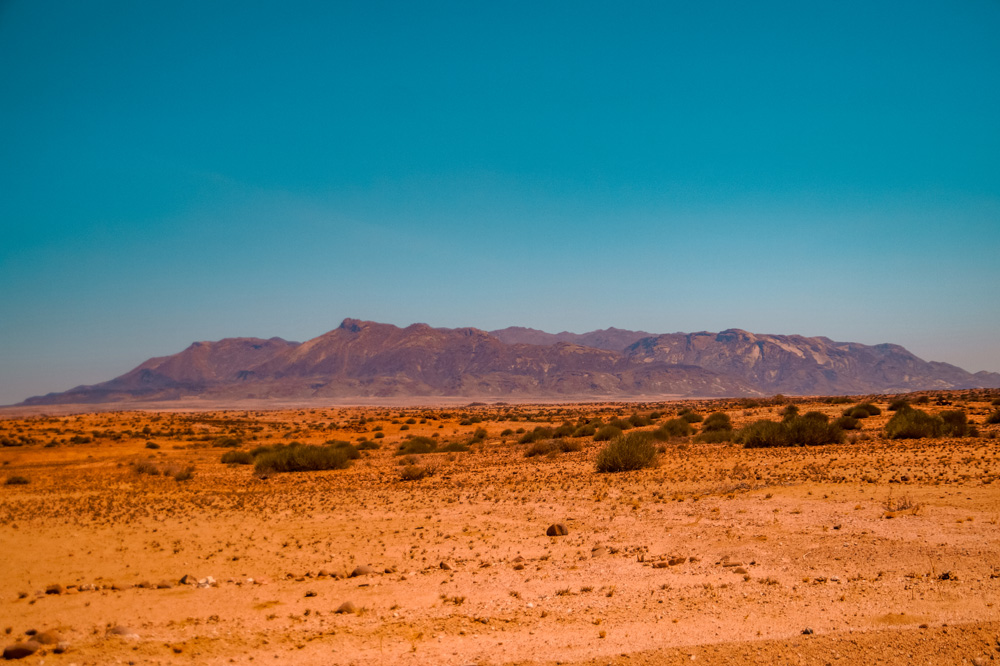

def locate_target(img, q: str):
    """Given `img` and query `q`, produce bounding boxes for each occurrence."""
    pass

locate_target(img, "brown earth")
[2,392,1000,665]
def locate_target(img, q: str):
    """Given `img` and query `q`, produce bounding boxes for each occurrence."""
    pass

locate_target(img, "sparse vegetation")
[596,432,658,473]
[885,408,943,439]
[5,475,29,485]
[253,442,357,474]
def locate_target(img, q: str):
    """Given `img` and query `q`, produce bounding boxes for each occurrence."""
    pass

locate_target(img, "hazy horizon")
[2,1,999,405]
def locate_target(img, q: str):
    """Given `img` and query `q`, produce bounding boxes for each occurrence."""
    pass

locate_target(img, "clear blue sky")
[2,1,999,404]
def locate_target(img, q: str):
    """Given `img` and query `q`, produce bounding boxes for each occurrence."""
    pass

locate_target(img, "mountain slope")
[623,329,1000,395]
[18,320,1000,405]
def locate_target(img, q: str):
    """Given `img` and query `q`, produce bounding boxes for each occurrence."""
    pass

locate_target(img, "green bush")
[701,412,733,432]
[678,409,703,424]
[572,424,596,438]
[846,403,881,419]
[212,436,242,448]
[656,418,694,439]
[694,430,732,443]
[221,450,253,465]
[986,410,1000,425]
[887,399,910,412]
[593,425,623,442]
[607,417,634,431]
[441,441,471,452]
[940,410,972,437]
[739,416,842,448]
[740,420,789,448]
[519,427,554,444]
[525,440,557,457]
[254,443,355,474]
[357,440,380,450]
[628,413,653,428]
[397,436,437,455]
[885,409,943,439]
[595,432,658,473]
[780,405,799,421]
[834,415,860,430]
[786,414,844,446]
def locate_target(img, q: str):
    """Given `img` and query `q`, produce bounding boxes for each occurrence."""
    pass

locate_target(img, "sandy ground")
[2,394,999,664]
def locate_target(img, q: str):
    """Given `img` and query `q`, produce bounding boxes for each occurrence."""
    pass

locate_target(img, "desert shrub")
[628,413,653,428]
[373,432,385,439]
[607,417,634,431]
[441,441,470,452]
[221,450,253,465]
[701,412,733,432]
[940,410,972,437]
[694,430,732,443]
[558,439,582,452]
[593,425,623,442]
[171,466,195,482]
[525,440,557,457]
[145,441,160,450]
[786,414,843,446]
[552,422,575,438]
[885,409,943,439]
[212,436,242,448]
[519,427,554,444]
[780,405,799,422]
[5,475,29,485]
[847,403,880,419]
[595,432,658,473]
[470,427,488,442]
[834,415,860,430]
[739,420,789,448]
[572,424,596,438]
[983,410,1000,425]
[992,398,1000,407]
[656,418,694,439]
[134,460,160,475]
[678,409,703,424]
[914,396,930,404]
[400,464,432,481]
[500,428,514,436]
[357,440,380,450]
[254,443,355,474]
[825,396,852,404]
[397,436,437,455]
[887,399,910,412]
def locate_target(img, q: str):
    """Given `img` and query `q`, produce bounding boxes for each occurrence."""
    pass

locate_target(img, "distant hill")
[489,326,653,351]
[18,319,1000,405]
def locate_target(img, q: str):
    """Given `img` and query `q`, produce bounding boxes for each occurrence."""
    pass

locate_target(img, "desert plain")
[1,392,999,665]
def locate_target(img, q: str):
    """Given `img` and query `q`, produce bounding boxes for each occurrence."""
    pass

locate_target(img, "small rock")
[591,546,608,558]
[668,557,685,566]
[156,580,173,589]
[439,561,452,571]
[179,575,197,586]
[45,584,64,595]
[33,631,61,645]
[653,562,669,569]
[304,590,317,598]
[349,565,375,578]
[733,567,748,575]
[513,563,525,571]
[107,625,138,638]
[546,524,568,537]
[53,641,70,654]
[2,641,40,659]
[801,628,814,635]
[335,601,358,614]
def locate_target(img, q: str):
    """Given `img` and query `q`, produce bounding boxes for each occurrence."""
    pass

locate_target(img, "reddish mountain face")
[18,319,1000,405]
[623,329,1000,395]
[489,326,653,351]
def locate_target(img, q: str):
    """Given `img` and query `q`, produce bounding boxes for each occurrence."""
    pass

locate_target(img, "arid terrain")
[2,391,1000,665]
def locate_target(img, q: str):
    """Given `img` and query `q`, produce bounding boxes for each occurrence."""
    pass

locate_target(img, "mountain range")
[19,319,1000,405]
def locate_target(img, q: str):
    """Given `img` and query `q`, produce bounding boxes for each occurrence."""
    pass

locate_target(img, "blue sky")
[2,1,999,404]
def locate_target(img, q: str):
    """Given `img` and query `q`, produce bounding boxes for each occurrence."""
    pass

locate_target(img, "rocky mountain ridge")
[19,319,1000,405]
